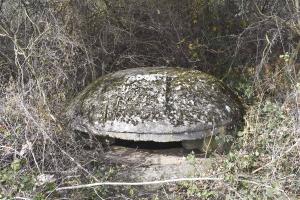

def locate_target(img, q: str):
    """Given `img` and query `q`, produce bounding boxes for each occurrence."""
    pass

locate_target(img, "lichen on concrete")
[66,67,243,142]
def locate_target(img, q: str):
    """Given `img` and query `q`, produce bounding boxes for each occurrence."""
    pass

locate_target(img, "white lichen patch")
[225,105,231,112]
[126,74,166,82]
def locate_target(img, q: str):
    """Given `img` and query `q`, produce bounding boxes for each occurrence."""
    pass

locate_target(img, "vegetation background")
[0,0,299,199]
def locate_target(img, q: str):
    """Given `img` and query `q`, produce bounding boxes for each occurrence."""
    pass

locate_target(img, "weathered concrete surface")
[66,67,243,142]
[105,146,213,182]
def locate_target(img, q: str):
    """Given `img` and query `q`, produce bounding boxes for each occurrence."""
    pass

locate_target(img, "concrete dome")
[66,67,243,142]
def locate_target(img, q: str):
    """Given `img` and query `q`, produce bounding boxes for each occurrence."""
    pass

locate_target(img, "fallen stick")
[55,177,223,191]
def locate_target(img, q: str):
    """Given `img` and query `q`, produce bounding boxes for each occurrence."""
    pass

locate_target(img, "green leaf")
[11,159,22,172]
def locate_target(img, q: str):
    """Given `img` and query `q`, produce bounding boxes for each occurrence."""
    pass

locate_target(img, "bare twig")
[252,138,300,174]
[56,177,223,191]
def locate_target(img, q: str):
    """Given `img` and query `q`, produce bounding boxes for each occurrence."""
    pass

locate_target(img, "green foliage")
[179,180,217,199]
[220,95,299,199]
[0,162,35,198]
[0,159,58,199]
[186,151,196,166]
